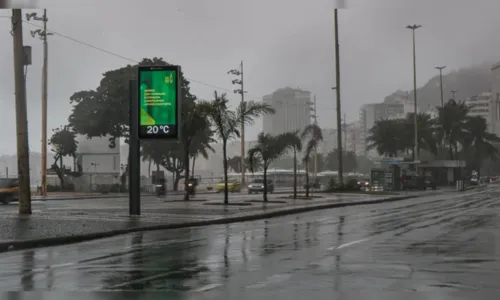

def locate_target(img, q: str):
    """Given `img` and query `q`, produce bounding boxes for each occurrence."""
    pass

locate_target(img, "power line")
[2,15,256,97]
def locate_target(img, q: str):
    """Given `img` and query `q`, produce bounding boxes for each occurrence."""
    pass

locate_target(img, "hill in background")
[386,61,495,110]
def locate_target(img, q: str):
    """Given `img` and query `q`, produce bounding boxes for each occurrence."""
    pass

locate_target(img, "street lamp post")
[27,10,52,196]
[228,62,246,187]
[334,8,343,186]
[406,24,421,168]
[435,66,446,107]
[451,90,457,100]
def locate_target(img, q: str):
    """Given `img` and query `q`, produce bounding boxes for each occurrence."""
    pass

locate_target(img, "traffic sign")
[137,65,181,139]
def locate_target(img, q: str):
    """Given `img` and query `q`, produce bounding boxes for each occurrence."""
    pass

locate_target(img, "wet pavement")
[0,192,387,243]
[0,186,498,298]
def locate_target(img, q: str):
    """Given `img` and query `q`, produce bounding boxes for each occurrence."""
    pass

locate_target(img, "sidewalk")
[0,185,483,253]
[31,188,298,201]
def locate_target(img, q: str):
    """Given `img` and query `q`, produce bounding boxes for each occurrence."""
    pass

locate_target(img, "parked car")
[216,180,241,193]
[401,175,426,190]
[0,178,19,205]
[248,179,274,194]
[357,178,370,188]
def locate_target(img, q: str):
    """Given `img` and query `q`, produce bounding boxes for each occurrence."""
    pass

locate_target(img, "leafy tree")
[48,126,78,188]
[227,156,263,173]
[179,101,215,200]
[141,140,184,190]
[324,149,358,173]
[202,91,275,204]
[301,124,323,196]
[248,133,294,202]
[355,155,376,174]
[280,131,302,199]
[67,57,201,190]
[367,118,406,157]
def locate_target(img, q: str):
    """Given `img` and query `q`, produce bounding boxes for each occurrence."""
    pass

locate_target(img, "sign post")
[128,65,181,215]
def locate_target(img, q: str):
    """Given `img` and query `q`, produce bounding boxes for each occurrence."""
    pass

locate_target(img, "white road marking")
[194,283,223,292]
[327,238,370,251]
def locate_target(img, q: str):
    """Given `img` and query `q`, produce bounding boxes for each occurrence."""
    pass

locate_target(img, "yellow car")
[0,178,19,205]
[216,180,241,193]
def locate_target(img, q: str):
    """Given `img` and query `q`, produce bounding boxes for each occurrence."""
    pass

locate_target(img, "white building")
[73,135,121,190]
[489,61,500,136]
[465,92,492,131]
[262,87,311,136]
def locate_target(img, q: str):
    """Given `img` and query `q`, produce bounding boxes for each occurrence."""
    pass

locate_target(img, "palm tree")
[367,118,406,157]
[179,100,215,200]
[202,91,275,204]
[248,133,294,202]
[405,112,438,157]
[436,100,469,159]
[280,131,302,199]
[301,124,323,196]
[462,116,500,178]
[189,128,215,177]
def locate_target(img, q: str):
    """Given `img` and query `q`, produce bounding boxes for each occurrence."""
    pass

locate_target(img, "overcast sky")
[1,0,500,155]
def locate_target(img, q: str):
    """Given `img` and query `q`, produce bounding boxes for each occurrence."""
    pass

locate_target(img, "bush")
[345,178,360,190]
[47,183,75,192]
[96,184,127,193]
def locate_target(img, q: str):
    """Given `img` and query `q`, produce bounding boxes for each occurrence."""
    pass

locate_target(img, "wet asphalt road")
[0,186,499,299]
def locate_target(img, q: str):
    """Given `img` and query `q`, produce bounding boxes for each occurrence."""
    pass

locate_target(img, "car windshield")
[252,179,264,183]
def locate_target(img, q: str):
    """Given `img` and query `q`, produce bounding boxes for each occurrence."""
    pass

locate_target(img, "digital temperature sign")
[137,65,181,139]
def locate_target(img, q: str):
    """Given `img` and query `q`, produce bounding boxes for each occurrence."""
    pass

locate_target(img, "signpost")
[129,65,181,215]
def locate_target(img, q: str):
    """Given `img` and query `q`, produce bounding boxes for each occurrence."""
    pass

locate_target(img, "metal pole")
[313,95,318,178]
[12,9,32,214]
[451,90,457,100]
[407,24,421,170]
[41,9,48,196]
[129,80,140,215]
[334,8,343,186]
[240,61,245,187]
[435,66,445,107]
[343,113,347,152]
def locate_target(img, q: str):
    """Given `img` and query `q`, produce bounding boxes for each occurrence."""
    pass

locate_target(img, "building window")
[113,155,118,171]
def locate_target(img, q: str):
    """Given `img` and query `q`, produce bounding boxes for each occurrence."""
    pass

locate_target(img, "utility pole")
[334,8,343,186]
[406,24,421,170]
[228,62,246,187]
[451,90,457,100]
[12,9,32,215]
[435,66,446,107]
[27,10,52,197]
[343,113,347,152]
[310,95,318,178]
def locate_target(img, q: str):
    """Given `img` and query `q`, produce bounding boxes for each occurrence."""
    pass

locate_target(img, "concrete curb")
[0,194,418,253]
[33,190,295,201]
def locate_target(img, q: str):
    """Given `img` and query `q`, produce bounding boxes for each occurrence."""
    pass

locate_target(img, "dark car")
[0,178,19,204]
[248,179,274,194]
[402,175,426,190]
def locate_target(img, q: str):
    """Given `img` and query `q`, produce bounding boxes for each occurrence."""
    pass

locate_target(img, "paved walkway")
[0,186,486,251]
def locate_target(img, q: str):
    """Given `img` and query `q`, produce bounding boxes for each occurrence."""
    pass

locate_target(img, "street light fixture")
[27,10,52,197]
[406,24,421,169]
[228,62,246,186]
